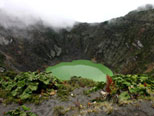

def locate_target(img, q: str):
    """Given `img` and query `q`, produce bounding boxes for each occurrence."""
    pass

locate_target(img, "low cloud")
[137,4,154,11]
[0,0,76,29]
[0,0,154,29]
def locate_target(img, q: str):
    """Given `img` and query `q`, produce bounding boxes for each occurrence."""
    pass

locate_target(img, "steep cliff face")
[0,9,154,74]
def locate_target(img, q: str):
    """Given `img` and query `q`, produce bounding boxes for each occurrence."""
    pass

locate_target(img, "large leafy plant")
[111,74,154,100]
[0,71,60,100]
[86,74,153,103]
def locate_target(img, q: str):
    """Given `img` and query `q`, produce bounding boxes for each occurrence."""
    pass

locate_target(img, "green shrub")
[111,74,154,100]
[0,71,60,101]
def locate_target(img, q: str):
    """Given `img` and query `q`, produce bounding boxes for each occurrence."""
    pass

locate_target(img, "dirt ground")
[0,88,154,116]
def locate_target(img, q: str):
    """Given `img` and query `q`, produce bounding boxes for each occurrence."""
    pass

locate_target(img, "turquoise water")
[46,60,113,82]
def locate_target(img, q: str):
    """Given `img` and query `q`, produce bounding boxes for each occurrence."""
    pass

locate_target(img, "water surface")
[46,60,113,82]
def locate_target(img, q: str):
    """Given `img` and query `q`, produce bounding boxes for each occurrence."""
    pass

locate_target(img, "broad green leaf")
[17,80,26,87]
[39,76,51,85]
[123,82,131,86]
[5,82,16,91]
[140,76,148,82]
[11,90,18,96]
[20,93,31,100]
[20,88,32,100]
[119,91,130,100]
[28,112,38,116]
[22,105,30,111]
[28,82,38,91]
[129,87,137,94]
[20,111,27,116]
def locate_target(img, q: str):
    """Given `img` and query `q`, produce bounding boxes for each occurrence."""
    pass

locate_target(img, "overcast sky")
[0,0,154,27]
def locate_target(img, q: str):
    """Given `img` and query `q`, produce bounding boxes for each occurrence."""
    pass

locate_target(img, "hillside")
[0,9,154,74]
[0,9,154,116]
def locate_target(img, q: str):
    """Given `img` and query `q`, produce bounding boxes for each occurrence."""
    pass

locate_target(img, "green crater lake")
[46,60,113,82]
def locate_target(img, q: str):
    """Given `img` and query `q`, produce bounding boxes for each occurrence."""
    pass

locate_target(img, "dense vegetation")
[85,74,154,104]
[0,70,153,115]
[108,74,154,103]
[0,71,97,104]
[0,71,153,105]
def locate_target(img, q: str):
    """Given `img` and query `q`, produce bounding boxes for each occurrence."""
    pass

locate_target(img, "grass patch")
[4,105,37,116]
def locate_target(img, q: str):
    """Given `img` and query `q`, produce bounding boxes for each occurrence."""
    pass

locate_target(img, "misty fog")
[0,0,154,29]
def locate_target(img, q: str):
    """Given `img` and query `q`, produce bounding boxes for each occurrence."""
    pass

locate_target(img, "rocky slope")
[0,9,154,74]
